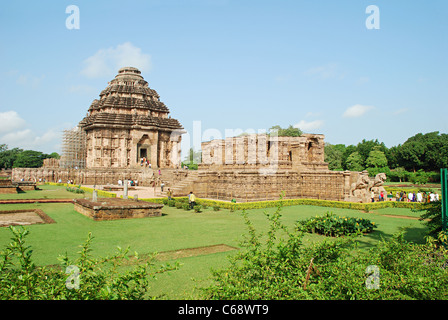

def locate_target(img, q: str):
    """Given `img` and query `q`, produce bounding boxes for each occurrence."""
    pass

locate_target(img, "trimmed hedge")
[140,196,424,211]
[45,182,117,198]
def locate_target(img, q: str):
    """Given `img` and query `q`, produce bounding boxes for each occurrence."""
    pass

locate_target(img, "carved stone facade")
[200,133,328,172]
[78,67,183,169]
[170,133,386,203]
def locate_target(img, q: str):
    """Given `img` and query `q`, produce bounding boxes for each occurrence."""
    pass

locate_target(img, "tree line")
[325,131,448,182]
[0,144,59,170]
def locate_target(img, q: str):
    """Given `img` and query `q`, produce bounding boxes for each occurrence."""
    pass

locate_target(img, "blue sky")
[0,0,447,158]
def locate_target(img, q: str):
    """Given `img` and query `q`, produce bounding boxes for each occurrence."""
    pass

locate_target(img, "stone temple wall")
[184,169,352,202]
[11,167,169,187]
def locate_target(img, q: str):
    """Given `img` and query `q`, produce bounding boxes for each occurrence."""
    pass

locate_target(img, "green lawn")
[0,186,430,299]
[0,184,92,200]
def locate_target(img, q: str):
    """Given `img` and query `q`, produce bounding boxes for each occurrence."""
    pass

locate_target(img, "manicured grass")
[0,194,429,299]
[0,184,92,200]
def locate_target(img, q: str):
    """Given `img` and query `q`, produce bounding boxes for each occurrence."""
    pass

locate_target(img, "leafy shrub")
[194,205,202,213]
[182,203,190,211]
[0,226,178,300]
[213,206,220,211]
[168,200,176,207]
[202,204,448,300]
[297,212,377,237]
[419,200,442,239]
[66,187,85,194]
[175,202,183,209]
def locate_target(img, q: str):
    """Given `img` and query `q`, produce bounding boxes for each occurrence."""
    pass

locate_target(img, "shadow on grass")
[354,225,427,250]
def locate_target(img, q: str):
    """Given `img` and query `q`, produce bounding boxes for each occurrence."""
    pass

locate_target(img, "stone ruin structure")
[13,67,184,187]
[166,133,386,202]
[11,67,386,203]
[79,67,183,169]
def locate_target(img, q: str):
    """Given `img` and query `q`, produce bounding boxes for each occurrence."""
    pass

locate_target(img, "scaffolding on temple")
[59,126,87,169]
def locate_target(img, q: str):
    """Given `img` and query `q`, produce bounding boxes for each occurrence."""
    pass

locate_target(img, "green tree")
[365,147,389,177]
[345,151,364,171]
[182,147,201,169]
[356,139,388,167]
[341,145,357,170]
[389,167,407,182]
[324,143,346,171]
[269,125,302,137]
[386,145,400,169]
[48,152,60,159]
[0,146,23,169]
[366,147,388,168]
[13,150,47,168]
[396,132,448,171]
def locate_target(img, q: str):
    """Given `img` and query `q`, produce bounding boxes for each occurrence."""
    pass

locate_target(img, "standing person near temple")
[189,191,196,209]
[167,188,173,200]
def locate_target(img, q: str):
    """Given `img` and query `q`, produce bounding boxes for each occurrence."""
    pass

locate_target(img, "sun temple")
[79,67,183,169]
[11,67,385,203]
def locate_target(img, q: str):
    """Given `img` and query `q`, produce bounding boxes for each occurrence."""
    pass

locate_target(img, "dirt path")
[381,214,429,221]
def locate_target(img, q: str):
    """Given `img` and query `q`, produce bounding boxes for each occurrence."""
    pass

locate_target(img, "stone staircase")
[155,170,200,198]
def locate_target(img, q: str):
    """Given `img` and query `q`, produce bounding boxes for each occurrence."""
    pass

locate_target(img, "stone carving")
[347,172,387,203]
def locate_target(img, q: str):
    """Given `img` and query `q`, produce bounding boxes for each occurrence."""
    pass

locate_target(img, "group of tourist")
[372,190,440,203]
[397,190,439,203]
[140,157,151,168]
[118,179,138,187]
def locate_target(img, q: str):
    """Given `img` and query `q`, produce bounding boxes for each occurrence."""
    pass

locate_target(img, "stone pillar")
[123,179,128,199]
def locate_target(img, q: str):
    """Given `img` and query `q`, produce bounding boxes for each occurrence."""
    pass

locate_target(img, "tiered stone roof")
[79,67,183,131]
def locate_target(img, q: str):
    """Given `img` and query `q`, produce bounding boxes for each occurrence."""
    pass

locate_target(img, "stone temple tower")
[78,67,184,169]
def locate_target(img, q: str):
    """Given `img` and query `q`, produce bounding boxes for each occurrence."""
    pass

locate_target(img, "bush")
[419,201,442,239]
[202,204,448,300]
[168,200,176,207]
[182,203,190,211]
[194,205,202,213]
[213,206,220,211]
[175,202,183,209]
[0,226,178,300]
[296,212,377,237]
[66,187,85,194]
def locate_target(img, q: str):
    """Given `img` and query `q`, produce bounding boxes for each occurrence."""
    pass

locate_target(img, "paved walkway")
[83,185,161,199]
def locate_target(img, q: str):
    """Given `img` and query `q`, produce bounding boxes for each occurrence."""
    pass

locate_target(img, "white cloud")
[16,74,45,88]
[357,76,370,85]
[304,63,345,80]
[1,128,61,152]
[0,111,61,152]
[305,111,322,118]
[0,111,26,134]
[81,42,151,78]
[294,120,324,132]
[343,104,374,118]
[393,108,409,115]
